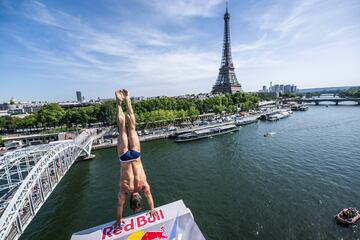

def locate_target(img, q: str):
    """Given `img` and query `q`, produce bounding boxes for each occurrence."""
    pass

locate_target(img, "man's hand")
[113,218,125,229]
[148,208,158,218]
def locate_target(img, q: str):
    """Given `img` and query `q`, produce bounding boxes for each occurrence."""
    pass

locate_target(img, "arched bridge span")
[0,130,94,240]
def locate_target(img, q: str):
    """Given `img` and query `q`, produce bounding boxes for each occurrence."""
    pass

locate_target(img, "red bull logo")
[101,209,165,240]
[127,226,168,240]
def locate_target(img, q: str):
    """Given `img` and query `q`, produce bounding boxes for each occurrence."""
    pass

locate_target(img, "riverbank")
[91,113,266,151]
[92,132,172,150]
[0,106,291,154]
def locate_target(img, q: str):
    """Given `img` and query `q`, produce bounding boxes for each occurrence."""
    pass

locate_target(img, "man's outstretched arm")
[143,184,157,217]
[116,190,126,227]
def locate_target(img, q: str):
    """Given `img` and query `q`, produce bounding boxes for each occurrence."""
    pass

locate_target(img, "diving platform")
[71,200,205,240]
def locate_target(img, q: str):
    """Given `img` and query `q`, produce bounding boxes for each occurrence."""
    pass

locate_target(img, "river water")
[21,106,360,240]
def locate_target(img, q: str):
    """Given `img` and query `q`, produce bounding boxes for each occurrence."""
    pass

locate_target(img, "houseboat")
[175,124,239,142]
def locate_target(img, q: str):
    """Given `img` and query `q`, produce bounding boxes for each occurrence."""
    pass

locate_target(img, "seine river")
[21,106,360,240]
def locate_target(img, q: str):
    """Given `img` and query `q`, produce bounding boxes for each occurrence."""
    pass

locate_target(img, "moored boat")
[235,117,258,126]
[175,124,238,142]
[291,104,308,111]
[268,110,291,121]
[299,106,309,111]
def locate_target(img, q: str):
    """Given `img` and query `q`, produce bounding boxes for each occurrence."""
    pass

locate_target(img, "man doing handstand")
[115,89,157,227]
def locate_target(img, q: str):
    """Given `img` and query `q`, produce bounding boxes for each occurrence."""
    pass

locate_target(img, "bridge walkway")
[0,130,95,240]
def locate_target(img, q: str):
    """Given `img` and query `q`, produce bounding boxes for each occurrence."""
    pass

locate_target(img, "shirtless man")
[115,89,157,227]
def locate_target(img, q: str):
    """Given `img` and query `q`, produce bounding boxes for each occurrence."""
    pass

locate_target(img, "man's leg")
[115,89,128,155]
[122,89,140,152]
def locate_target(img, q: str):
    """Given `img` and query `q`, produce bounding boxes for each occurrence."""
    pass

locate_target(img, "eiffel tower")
[212,3,242,94]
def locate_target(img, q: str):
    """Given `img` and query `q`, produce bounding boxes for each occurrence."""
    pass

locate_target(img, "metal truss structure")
[0,131,94,240]
[212,4,242,94]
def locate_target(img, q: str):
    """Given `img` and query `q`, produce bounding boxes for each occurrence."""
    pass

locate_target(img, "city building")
[0,97,48,116]
[76,91,82,102]
[0,110,9,117]
[131,96,145,102]
[212,4,242,94]
[261,82,298,94]
[0,103,9,111]
[259,85,267,93]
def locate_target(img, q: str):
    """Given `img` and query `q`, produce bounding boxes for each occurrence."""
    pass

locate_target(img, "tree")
[213,105,224,114]
[0,116,13,131]
[97,100,116,125]
[0,91,273,133]
[36,103,65,127]
[227,105,237,113]
[340,88,360,98]
[176,110,188,119]
[188,106,199,122]
[241,101,253,111]
[23,114,37,128]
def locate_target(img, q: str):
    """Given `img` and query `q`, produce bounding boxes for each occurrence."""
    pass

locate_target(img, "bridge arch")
[0,132,94,240]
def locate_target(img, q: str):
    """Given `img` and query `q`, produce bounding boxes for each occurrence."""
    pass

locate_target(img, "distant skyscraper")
[280,84,284,93]
[284,85,292,93]
[212,3,242,94]
[268,83,297,93]
[274,85,280,93]
[76,91,82,102]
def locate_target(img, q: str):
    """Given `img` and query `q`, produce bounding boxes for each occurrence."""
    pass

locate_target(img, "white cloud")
[1,0,360,101]
[255,0,320,35]
[21,0,81,29]
[22,1,59,27]
[226,0,360,93]
[273,0,319,34]
[326,25,360,39]
[144,0,223,18]
[232,34,271,52]
[9,0,220,97]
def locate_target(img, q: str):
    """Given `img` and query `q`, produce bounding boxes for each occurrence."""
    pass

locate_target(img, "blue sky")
[1,0,360,102]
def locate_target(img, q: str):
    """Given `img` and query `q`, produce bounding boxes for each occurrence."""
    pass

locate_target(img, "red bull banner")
[71,200,206,240]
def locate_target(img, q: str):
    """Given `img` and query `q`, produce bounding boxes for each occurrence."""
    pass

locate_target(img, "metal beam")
[0,131,95,240]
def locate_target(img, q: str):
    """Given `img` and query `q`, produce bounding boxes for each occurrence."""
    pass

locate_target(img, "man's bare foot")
[115,89,124,104]
[122,89,131,101]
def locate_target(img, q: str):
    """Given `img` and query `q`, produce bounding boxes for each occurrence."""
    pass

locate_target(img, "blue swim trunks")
[119,149,141,163]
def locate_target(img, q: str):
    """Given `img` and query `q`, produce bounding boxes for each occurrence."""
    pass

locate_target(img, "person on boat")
[114,89,157,228]
[343,208,354,219]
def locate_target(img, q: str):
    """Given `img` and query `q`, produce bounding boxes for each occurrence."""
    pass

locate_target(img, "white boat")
[280,110,291,118]
[235,116,258,126]
[299,106,309,111]
[175,124,238,142]
[268,110,291,121]
[268,113,283,121]
[264,132,276,137]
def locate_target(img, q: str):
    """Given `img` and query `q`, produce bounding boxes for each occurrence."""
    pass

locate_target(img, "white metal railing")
[0,131,94,240]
